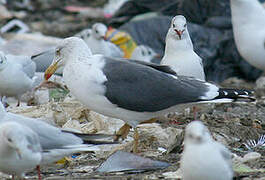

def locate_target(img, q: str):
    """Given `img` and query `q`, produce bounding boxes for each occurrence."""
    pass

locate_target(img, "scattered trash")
[103,0,129,18]
[162,169,182,179]
[96,151,170,173]
[105,28,137,58]
[64,6,104,18]
[244,135,265,151]
[1,19,30,34]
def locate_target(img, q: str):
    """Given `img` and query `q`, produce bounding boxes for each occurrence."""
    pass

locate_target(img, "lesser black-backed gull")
[44,37,254,152]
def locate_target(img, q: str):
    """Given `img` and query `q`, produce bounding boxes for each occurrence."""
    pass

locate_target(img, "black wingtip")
[217,88,256,102]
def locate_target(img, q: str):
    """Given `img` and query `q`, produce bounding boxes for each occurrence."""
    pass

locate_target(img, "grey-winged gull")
[230,0,265,72]
[0,121,42,179]
[0,51,37,106]
[0,101,114,179]
[161,15,205,81]
[180,121,233,180]
[131,45,160,63]
[44,37,254,152]
[82,23,124,58]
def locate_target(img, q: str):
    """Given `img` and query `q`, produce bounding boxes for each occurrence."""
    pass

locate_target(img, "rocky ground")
[0,77,264,180]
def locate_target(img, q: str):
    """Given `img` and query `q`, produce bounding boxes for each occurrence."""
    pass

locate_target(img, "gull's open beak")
[174,29,183,39]
[44,60,60,80]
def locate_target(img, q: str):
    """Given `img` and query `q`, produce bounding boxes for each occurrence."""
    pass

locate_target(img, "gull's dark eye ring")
[173,24,175,28]
[184,24,187,28]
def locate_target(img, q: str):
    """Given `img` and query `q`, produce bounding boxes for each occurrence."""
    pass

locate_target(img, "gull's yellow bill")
[44,60,60,80]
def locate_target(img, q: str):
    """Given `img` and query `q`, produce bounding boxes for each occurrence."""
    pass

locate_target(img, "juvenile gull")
[161,15,205,81]
[0,51,37,106]
[180,121,233,180]
[0,121,42,179]
[44,37,254,152]
[131,45,160,63]
[0,102,114,179]
[82,23,124,58]
[230,0,265,72]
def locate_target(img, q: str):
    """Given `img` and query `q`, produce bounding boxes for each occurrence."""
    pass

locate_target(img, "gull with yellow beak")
[45,37,254,153]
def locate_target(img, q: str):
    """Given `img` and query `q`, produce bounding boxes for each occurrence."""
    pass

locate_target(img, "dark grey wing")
[124,58,177,75]
[103,58,211,112]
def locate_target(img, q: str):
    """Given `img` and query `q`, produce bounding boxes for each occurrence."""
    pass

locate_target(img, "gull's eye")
[141,50,145,56]
[95,30,98,34]
[7,138,12,143]
[184,24,187,28]
[56,49,60,56]
[172,24,175,28]
[0,59,3,64]
[148,51,151,55]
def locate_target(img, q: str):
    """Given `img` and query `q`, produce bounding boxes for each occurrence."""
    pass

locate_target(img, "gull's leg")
[114,123,131,141]
[16,100,20,107]
[133,127,139,153]
[16,96,21,107]
[36,165,42,180]
[12,175,14,180]
[193,106,198,120]
[1,96,9,108]
[141,118,157,124]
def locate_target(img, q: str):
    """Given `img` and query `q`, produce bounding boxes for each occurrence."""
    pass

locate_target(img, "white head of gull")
[131,45,160,63]
[161,15,205,81]
[80,23,124,58]
[180,121,233,180]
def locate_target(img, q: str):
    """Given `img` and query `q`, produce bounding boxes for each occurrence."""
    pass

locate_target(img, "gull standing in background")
[82,23,124,58]
[131,45,160,63]
[230,0,265,72]
[44,37,254,153]
[161,15,205,81]
[0,122,42,180]
[181,121,233,180]
[0,51,37,106]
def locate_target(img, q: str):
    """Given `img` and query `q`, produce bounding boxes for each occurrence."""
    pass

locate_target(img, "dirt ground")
[0,79,263,180]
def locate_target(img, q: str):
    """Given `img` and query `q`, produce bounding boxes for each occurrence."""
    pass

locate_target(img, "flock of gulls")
[0,0,264,179]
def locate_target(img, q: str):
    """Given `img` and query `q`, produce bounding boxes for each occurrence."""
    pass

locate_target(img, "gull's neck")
[164,31,194,56]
